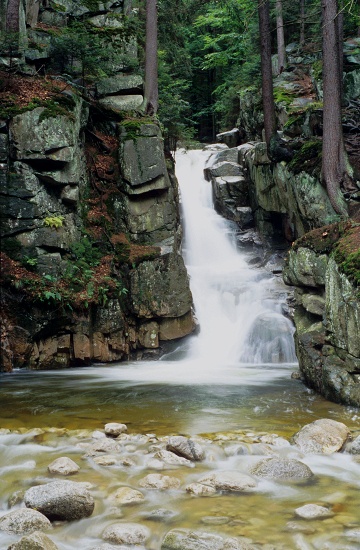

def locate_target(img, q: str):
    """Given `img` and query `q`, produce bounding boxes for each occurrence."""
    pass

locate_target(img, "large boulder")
[138,473,181,490]
[249,458,314,481]
[292,419,350,454]
[7,531,58,550]
[166,436,205,462]
[102,523,150,545]
[24,481,95,521]
[0,509,51,535]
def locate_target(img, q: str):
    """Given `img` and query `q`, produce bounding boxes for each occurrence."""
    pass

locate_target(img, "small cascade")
[176,149,297,366]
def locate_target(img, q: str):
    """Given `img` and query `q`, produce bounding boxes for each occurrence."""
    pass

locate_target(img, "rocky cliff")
[0,0,195,371]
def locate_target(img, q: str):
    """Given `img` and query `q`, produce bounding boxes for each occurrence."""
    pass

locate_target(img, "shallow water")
[0,149,359,549]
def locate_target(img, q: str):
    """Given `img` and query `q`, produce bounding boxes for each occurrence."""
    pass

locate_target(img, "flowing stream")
[0,149,359,549]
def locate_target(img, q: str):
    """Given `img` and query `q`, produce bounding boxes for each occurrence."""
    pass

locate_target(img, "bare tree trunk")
[144,0,158,115]
[300,0,305,45]
[276,0,286,73]
[258,0,276,154]
[321,0,348,216]
[6,0,21,32]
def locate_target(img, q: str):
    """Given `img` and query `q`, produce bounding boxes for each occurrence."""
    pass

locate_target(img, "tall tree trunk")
[144,0,158,115]
[258,0,276,154]
[299,0,305,45]
[276,0,286,73]
[6,0,21,32]
[321,0,348,216]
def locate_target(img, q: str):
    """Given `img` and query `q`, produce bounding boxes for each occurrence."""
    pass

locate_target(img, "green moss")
[288,138,322,175]
[273,86,295,107]
[38,95,76,122]
[51,2,67,12]
[312,60,323,80]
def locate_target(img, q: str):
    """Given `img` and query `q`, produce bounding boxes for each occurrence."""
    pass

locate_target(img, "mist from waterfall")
[176,149,297,366]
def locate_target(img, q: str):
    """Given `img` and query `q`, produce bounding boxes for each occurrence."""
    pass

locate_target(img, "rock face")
[0,2,194,372]
[24,481,95,521]
[283,225,360,407]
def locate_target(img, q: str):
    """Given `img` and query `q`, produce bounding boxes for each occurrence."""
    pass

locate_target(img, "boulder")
[197,471,257,492]
[7,531,58,550]
[344,435,360,454]
[249,458,314,481]
[161,529,225,550]
[138,473,181,490]
[47,457,80,476]
[0,509,51,535]
[99,95,143,112]
[96,74,143,97]
[104,423,127,437]
[102,523,150,545]
[185,483,217,496]
[154,450,194,468]
[166,436,205,461]
[110,487,145,505]
[292,419,350,454]
[294,504,334,519]
[24,481,94,521]
[216,128,240,148]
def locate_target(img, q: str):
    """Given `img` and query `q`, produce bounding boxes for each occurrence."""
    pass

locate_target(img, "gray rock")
[139,473,181,490]
[197,471,257,492]
[208,161,243,179]
[294,503,334,519]
[292,419,350,454]
[0,509,51,535]
[104,423,127,437]
[344,435,360,454]
[96,74,143,97]
[185,483,217,496]
[143,508,178,522]
[166,436,205,461]
[110,487,145,505]
[7,531,58,549]
[216,128,240,148]
[249,458,314,481]
[154,450,194,467]
[99,95,143,112]
[102,523,150,545]
[161,529,225,550]
[47,457,80,476]
[24,480,94,521]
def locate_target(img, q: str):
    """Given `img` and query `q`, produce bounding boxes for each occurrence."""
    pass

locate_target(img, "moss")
[38,95,76,122]
[288,138,322,175]
[312,60,323,80]
[273,86,296,107]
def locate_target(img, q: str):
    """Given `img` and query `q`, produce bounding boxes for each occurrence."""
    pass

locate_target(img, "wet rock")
[161,529,225,550]
[102,523,150,545]
[24,480,94,521]
[223,538,257,550]
[93,455,117,466]
[110,487,145,505]
[201,516,230,525]
[292,419,350,454]
[154,450,194,468]
[185,483,217,496]
[197,471,257,492]
[294,504,334,519]
[285,522,316,534]
[104,423,127,437]
[84,438,119,456]
[166,436,205,462]
[344,435,360,454]
[139,473,181,490]
[249,458,314,481]
[7,531,58,550]
[0,509,51,535]
[47,457,80,476]
[143,508,178,522]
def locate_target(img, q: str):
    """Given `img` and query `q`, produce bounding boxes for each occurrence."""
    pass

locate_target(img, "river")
[0,149,359,549]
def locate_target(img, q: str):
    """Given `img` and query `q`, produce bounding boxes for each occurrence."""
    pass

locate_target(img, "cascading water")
[176,149,297,367]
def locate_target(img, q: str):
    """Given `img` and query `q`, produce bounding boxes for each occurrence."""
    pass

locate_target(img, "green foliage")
[38,95,76,122]
[69,237,102,268]
[43,215,65,229]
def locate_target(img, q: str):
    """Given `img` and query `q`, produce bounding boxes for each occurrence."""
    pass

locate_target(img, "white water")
[176,149,297,367]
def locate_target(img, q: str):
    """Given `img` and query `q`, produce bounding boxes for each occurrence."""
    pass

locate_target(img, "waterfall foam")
[176,149,297,366]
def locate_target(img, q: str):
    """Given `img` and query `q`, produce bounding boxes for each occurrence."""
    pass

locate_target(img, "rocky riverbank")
[1,419,360,549]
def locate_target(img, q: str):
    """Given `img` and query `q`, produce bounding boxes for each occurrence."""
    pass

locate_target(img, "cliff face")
[0,0,195,371]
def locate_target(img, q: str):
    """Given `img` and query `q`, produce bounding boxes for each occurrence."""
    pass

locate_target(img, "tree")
[276,0,286,73]
[321,0,349,216]
[6,0,20,32]
[258,0,276,153]
[144,0,159,115]
[300,0,306,45]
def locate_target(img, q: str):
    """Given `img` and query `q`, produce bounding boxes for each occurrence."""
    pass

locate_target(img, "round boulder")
[166,436,205,461]
[24,480,94,521]
[102,523,149,545]
[0,509,51,535]
[292,419,350,454]
[344,435,360,454]
[294,503,334,519]
[249,458,314,481]
[104,423,127,437]
[185,483,217,496]
[110,487,145,505]
[47,457,80,476]
[7,531,58,549]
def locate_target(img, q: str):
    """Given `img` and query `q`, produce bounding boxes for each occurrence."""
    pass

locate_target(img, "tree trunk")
[6,0,21,32]
[321,0,348,216]
[144,0,158,115]
[258,0,276,154]
[276,0,286,73]
[299,0,305,45]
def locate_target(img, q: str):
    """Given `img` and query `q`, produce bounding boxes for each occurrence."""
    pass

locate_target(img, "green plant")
[43,215,65,229]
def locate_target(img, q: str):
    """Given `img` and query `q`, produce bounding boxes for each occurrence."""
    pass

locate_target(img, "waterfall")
[176,149,297,366]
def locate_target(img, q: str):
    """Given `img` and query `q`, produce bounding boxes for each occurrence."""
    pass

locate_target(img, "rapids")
[0,149,359,550]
